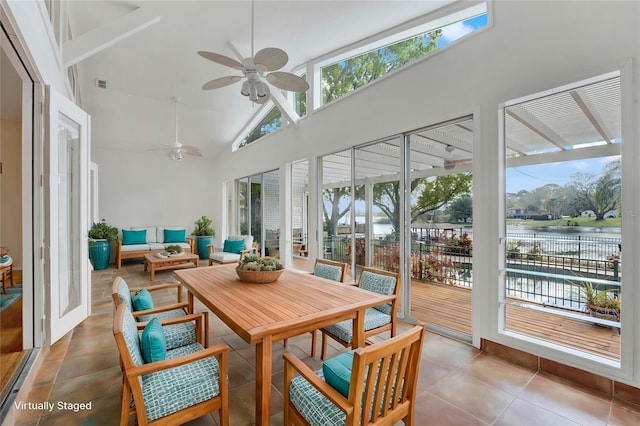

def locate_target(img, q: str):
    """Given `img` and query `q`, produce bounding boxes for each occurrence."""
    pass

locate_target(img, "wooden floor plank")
[410,280,620,360]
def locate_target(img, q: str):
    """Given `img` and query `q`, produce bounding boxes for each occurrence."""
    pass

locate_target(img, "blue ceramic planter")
[89,240,111,270]
[196,236,214,260]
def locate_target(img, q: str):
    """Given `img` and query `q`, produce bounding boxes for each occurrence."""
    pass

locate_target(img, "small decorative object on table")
[235,254,284,283]
[165,244,184,256]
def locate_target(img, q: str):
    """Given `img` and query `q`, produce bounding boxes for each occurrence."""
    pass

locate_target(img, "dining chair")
[283,258,348,356]
[113,304,229,426]
[319,267,400,360]
[112,277,206,346]
[283,324,425,426]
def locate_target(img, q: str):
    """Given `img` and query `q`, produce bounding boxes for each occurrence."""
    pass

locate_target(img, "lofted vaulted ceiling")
[66,0,456,158]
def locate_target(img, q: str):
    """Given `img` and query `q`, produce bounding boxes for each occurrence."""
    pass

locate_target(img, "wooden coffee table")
[143,252,199,281]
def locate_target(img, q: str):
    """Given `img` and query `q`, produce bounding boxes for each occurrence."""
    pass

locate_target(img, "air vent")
[96,79,108,89]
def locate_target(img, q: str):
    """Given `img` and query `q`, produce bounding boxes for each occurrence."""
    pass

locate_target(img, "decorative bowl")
[235,267,284,284]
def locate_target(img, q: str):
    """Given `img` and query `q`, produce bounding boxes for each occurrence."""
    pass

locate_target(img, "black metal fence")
[323,230,621,312]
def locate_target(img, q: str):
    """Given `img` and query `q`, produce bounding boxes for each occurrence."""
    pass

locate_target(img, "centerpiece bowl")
[235,254,284,284]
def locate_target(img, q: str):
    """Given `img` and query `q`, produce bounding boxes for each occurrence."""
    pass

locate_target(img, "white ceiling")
[68,1,454,156]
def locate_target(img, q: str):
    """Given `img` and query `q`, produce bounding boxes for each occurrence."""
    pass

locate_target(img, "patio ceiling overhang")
[320,75,621,189]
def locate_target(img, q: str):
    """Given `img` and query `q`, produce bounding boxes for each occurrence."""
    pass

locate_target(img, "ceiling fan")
[197,0,309,103]
[147,97,202,161]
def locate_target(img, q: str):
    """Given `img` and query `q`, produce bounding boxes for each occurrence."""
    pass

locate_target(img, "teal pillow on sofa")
[164,229,185,243]
[140,318,166,363]
[223,239,245,254]
[122,229,146,245]
[322,351,354,398]
[132,288,154,311]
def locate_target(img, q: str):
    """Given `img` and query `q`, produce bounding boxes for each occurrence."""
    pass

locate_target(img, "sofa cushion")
[210,252,240,263]
[132,226,157,243]
[223,239,245,254]
[123,229,147,245]
[157,226,183,243]
[120,244,151,252]
[228,235,254,250]
[148,243,167,251]
[163,229,186,243]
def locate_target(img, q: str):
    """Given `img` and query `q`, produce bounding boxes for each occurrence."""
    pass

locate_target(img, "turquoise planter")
[196,236,214,260]
[89,240,111,270]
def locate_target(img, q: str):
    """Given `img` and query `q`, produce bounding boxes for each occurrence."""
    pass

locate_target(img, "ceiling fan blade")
[254,47,288,71]
[197,51,244,70]
[202,76,243,90]
[182,145,202,157]
[266,72,309,92]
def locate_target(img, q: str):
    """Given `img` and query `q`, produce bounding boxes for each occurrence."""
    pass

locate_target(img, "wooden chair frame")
[320,267,400,360]
[283,324,425,426]
[111,276,193,316]
[113,304,229,426]
[1,257,14,294]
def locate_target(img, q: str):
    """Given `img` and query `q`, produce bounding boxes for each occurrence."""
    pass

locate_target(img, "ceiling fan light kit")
[197,0,309,103]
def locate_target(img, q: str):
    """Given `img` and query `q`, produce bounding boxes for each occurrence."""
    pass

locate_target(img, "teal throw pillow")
[140,318,166,363]
[322,351,354,398]
[223,239,245,254]
[164,229,185,243]
[122,229,146,245]
[132,288,154,311]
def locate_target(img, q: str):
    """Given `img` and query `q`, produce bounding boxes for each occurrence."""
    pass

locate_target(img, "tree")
[322,30,442,104]
[238,107,283,148]
[322,186,364,235]
[371,174,472,234]
[445,197,473,222]
[571,159,621,220]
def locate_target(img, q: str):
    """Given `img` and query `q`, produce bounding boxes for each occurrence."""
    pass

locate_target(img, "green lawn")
[508,217,621,227]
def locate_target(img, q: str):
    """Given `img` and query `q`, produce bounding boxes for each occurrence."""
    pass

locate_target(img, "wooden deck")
[410,280,620,360]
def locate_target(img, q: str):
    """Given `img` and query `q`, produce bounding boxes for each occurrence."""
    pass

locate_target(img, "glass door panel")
[238,178,249,235]
[407,118,474,338]
[320,150,352,272]
[263,170,280,258]
[502,75,621,361]
[291,160,309,266]
[45,87,90,344]
[354,139,402,276]
[249,175,262,255]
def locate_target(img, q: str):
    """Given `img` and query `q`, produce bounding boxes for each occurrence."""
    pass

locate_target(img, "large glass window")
[291,160,309,264]
[320,6,487,106]
[501,73,622,362]
[237,107,284,150]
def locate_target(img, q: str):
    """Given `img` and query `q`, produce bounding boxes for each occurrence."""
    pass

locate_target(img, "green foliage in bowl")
[238,254,283,271]
[165,244,183,254]
[88,220,119,242]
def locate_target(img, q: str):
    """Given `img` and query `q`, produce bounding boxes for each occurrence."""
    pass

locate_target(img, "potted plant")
[88,220,119,270]
[192,216,216,260]
[580,280,620,324]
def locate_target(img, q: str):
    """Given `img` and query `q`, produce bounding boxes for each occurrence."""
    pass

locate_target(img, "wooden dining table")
[174,264,395,426]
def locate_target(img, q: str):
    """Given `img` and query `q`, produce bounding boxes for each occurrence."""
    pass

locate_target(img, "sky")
[439,14,488,47]
[506,156,618,193]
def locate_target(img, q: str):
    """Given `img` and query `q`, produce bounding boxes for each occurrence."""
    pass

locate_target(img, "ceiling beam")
[507,143,620,168]
[570,88,614,144]
[63,7,161,68]
[506,105,568,150]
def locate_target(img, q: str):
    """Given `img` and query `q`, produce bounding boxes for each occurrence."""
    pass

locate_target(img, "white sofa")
[116,226,194,269]
[208,235,257,265]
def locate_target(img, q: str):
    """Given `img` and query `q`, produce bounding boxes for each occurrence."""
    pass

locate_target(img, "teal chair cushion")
[323,308,391,344]
[132,288,154,311]
[289,369,346,426]
[140,347,221,422]
[358,271,396,315]
[122,307,144,367]
[164,229,186,243]
[322,351,354,398]
[136,308,186,323]
[122,229,147,245]
[223,239,245,254]
[161,322,197,350]
[140,318,167,363]
[314,263,343,282]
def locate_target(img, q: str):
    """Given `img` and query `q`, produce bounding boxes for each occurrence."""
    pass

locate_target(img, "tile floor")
[8,260,640,425]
